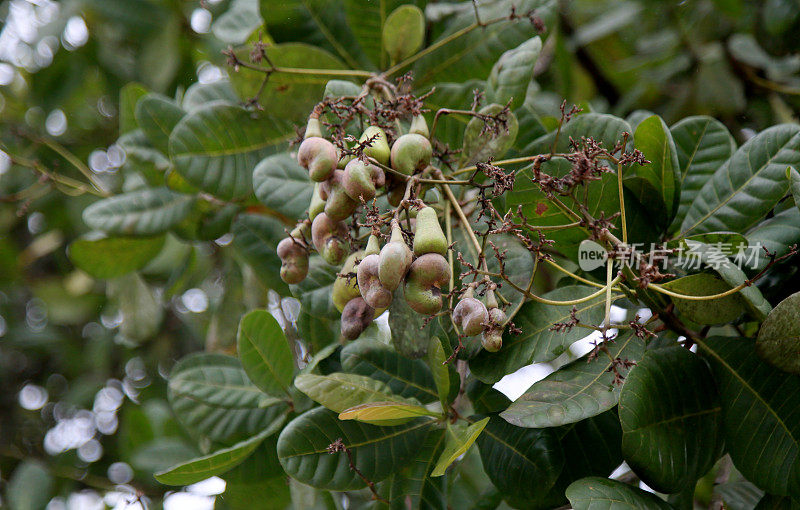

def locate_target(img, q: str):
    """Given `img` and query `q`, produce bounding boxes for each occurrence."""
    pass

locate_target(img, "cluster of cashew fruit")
[276,113,506,352]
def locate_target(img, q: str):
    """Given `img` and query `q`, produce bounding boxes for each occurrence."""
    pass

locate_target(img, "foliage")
[2,0,800,509]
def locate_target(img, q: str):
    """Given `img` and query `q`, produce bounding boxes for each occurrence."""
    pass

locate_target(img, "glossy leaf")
[470,285,607,384]
[501,332,645,428]
[431,417,489,477]
[661,273,747,325]
[182,79,239,112]
[681,124,800,235]
[276,406,430,490]
[119,82,149,134]
[566,477,673,509]
[68,235,165,279]
[295,372,419,413]
[289,256,339,319]
[155,420,284,485]
[338,401,439,425]
[167,353,288,444]
[462,104,519,165]
[6,461,53,510]
[631,115,681,222]
[83,187,195,236]
[700,336,800,496]
[669,116,736,231]
[757,291,800,375]
[413,0,557,85]
[107,272,163,342]
[237,310,294,396]
[229,43,346,124]
[619,346,722,493]
[742,206,800,270]
[380,429,447,510]
[169,102,292,200]
[486,36,542,109]
[537,410,624,508]
[382,4,425,64]
[230,213,289,295]
[476,415,564,499]
[253,152,314,219]
[426,336,450,407]
[684,240,772,320]
[135,93,185,154]
[340,338,440,403]
[212,0,262,44]
[217,439,291,509]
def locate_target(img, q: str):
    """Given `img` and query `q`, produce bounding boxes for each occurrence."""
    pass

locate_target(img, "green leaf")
[566,477,673,509]
[231,213,289,295]
[340,338,440,403]
[700,336,800,496]
[253,152,314,219]
[742,206,800,271]
[289,255,339,319]
[155,420,284,485]
[619,346,722,493]
[182,79,239,112]
[501,332,645,428]
[790,168,800,213]
[487,36,542,110]
[228,43,346,125]
[259,0,367,70]
[681,124,800,235]
[7,461,53,510]
[343,0,419,69]
[295,372,420,413]
[277,406,431,490]
[462,104,518,165]
[168,353,288,444]
[476,415,564,499]
[669,116,736,232]
[431,417,490,477]
[120,82,149,134]
[469,285,607,384]
[412,0,557,85]
[83,187,195,236]
[538,410,624,508]
[135,93,185,154]
[383,4,425,64]
[339,401,439,425]
[69,235,165,279]
[665,231,748,257]
[212,0,262,44]
[387,286,446,359]
[466,380,511,415]
[661,273,747,325]
[757,291,800,375]
[684,240,772,320]
[107,272,163,342]
[218,439,291,509]
[237,310,294,396]
[380,429,447,509]
[169,103,292,200]
[426,337,450,407]
[631,115,681,223]
[755,494,799,510]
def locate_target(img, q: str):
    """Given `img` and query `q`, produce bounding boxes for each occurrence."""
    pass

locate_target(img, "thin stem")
[647,281,748,301]
[445,201,455,292]
[602,259,614,332]
[543,258,605,288]
[616,162,627,243]
[435,170,482,255]
[478,269,623,306]
[233,58,373,78]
